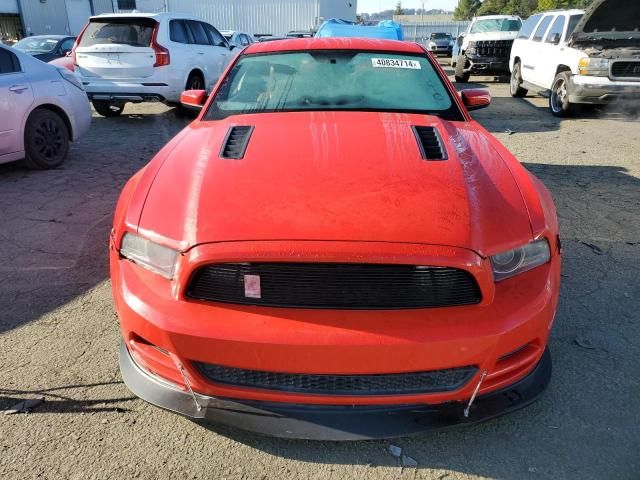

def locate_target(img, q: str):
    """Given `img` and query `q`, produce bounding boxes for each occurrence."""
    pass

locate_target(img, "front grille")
[195,363,478,395]
[610,61,640,80]
[186,263,482,309]
[470,40,513,59]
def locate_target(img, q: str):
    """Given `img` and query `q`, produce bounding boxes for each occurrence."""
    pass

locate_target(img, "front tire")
[23,109,70,170]
[92,100,124,117]
[549,72,581,117]
[455,55,470,83]
[510,62,528,98]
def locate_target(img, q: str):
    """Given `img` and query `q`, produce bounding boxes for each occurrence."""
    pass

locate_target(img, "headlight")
[490,239,551,282]
[578,57,609,76]
[119,232,179,279]
[465,41,477,55]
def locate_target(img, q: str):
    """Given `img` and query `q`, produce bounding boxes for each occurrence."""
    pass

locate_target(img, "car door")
[537,14,567,89]
[526,14,555,87]
[0,48,33,158]
[168,19,197,89]
[202,23,232,83]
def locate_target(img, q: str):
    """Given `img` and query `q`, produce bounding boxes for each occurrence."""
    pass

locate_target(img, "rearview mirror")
[460,89,491,111]
[180,89,208,111]
[62,49,72,56]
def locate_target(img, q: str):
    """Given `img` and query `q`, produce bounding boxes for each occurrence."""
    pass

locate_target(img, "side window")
[0,48,20,74]
[204,24,227,47]
[60,38,75,53]
[169,20,189,44]
[186,20,209,45]
[517,14,542,40]
[532,15,553,42]
[545,16,566,44]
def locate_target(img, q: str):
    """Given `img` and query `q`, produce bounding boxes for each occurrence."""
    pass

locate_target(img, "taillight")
[72,22,89,66]
[151,24,170,67]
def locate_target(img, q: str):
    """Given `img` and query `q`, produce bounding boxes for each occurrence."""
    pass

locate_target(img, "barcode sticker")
[371,58,421,69]
[244,274,261,298]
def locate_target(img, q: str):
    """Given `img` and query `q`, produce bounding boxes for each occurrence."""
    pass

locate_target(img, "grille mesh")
[610,61,640,79]
[186,263,482,309]
[472,40,514,59]
[195,363,478,395]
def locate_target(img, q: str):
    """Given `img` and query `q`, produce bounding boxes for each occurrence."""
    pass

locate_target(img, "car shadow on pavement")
[0,381,136,414]
[0,108,189,336]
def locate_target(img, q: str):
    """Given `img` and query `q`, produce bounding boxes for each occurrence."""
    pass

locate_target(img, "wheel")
[23,109,70,170]
[549,71,581,117]
[510,62,528,97]
[454,55,470,83]
[92,100,124,117]
[185,71,205,91]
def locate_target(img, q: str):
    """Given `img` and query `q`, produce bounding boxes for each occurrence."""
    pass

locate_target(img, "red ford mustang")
[110,38,561,440]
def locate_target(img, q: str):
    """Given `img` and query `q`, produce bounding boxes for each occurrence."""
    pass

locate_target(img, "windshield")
[470,19,521,34]
[80,19,155,47]
[430,33,450,39]
[206,51,461,120]
[14,37,58,53]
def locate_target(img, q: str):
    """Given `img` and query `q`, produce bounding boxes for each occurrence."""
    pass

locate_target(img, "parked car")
[13,35,76,63]
[73,13,235,117]
[112,37,561,440]
[49,55,75,72]
[0,45,91,169]
[315,19,403,40]
[509,0,640,117]
[220,30,254,49]
[454,15,522,82]
[425,32,453,56]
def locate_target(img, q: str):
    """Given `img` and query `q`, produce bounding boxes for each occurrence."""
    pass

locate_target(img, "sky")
[357,0,458,14]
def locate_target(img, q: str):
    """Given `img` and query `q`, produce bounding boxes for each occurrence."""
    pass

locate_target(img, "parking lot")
[1,62,639,479]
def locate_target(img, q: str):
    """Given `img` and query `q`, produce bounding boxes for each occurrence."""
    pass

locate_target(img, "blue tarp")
[315,19,404,40]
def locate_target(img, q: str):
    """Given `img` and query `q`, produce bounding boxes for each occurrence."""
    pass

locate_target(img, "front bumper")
[464,55,510,75]
[120,340,552,440]
[568,75,640,104]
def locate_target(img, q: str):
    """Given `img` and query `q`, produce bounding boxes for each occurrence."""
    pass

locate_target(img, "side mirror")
[229,44,236,51]
[461,88,491,111]
[180,89,208,111]
[549,33,561,45]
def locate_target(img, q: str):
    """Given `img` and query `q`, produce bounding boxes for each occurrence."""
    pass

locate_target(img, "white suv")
[73,13,235,117]
[509,0,640,116]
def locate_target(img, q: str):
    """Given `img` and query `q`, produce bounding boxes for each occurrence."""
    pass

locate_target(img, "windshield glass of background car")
[80,19,155,47]
[14,37,58,53]
[470,19,522,33]
[206,51,460,120]
[431,33,449,39]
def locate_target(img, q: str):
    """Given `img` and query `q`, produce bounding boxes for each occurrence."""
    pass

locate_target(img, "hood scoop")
[412,126,448,161]
[220,126,254,159]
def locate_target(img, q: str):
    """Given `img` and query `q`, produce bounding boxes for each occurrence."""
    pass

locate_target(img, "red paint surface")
[111,39,561,406]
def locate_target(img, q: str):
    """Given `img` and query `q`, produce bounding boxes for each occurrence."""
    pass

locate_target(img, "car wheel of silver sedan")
[23,109,70,170]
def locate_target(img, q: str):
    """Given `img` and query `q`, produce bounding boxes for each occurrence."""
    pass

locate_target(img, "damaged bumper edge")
[568,75,640,104]
[120,341,552,440]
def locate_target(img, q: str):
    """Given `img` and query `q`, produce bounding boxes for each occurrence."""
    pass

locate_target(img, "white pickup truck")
[453,15,522,83]
[509,0,640,116]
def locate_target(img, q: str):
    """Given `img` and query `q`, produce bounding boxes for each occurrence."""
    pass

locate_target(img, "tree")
[477,0,509,15]
[507,0,538,17]
[394,1,404,15]
[536,0,557,9]
[453,0,481,20]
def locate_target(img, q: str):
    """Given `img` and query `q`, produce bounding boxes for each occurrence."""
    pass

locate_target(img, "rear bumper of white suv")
[80,77,180,104]
[568,75,640,104]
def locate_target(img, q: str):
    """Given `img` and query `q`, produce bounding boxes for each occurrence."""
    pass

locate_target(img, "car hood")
[465,31,518,43]
[138,112,534,256]
[570,0,640,44]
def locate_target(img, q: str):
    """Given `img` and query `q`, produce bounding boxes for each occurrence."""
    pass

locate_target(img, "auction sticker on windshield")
[371,58,421,69]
